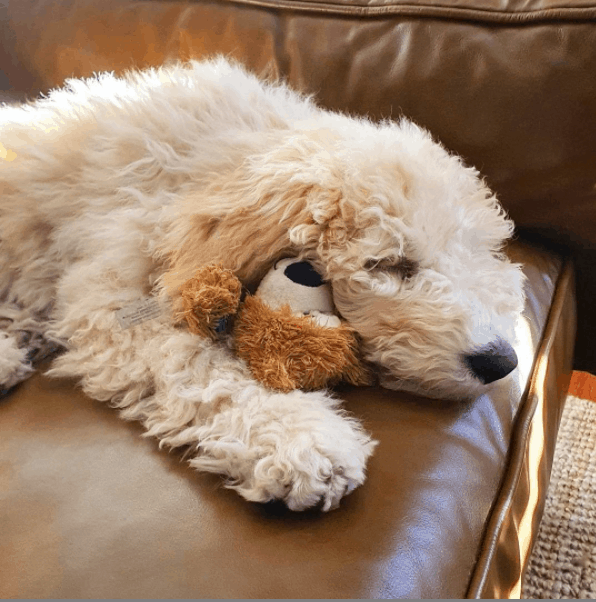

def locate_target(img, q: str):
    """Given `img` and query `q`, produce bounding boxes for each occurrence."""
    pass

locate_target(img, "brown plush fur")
[174,264,372,391]
[174,264,242,340]
[234,296,372,393]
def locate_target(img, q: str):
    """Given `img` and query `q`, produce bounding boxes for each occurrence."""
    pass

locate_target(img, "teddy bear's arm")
[308,310,341,329]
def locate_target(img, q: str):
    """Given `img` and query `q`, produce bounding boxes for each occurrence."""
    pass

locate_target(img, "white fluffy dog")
[0,57,525,511]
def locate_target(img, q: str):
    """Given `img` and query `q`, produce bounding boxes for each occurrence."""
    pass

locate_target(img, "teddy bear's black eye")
[284,261,325,287]
[364,257,418,280]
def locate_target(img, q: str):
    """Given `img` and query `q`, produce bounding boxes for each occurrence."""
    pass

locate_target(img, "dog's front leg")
[50,318,377,511]
[186,385,378,511]
[45,265,376,511]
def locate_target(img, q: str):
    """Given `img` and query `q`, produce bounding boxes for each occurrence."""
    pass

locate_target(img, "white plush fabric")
[0,57,524,510]
[255,258,340,327]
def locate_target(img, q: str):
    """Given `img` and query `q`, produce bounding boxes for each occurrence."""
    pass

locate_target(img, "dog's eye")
[364,257,418,280]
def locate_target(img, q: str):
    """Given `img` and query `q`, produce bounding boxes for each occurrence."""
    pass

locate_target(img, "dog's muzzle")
[464,339,518,385]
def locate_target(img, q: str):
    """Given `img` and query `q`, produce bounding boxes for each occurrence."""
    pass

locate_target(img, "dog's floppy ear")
[158,168,338,301]
[159,184,313,297]
[157,129,359,299]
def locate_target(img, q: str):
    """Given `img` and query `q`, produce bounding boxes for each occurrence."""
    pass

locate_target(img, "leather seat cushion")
[0,239,575,598]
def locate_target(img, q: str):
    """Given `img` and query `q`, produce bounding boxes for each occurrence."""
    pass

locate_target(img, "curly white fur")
[0,57,524,510]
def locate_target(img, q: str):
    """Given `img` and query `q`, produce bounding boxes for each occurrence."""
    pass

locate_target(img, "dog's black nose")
[464,339,518,384]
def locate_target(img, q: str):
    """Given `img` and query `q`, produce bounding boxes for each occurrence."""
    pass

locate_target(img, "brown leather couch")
[1,0,592,597]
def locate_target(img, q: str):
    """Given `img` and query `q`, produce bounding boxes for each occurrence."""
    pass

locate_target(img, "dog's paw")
[261,445,369,512]
[265,423,375,512]
[191,391,377,511]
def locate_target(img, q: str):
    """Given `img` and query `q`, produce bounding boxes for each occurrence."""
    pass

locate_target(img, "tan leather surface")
[468,258,576,598]
[234,0,596,18]
[0,240,570,598]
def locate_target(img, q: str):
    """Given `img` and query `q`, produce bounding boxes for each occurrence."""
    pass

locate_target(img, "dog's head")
[289,117,526,401]
[163,110,524,401]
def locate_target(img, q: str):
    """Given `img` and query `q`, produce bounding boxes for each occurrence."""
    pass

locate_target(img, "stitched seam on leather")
[166,0,596,23]
[465,258,575,599]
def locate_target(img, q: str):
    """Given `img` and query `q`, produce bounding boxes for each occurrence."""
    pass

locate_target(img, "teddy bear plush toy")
[174,259,372,392]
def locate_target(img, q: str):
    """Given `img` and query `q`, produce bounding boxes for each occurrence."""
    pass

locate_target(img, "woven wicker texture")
[523,395,596,599]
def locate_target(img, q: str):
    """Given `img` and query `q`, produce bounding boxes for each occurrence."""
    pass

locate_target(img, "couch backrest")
[2,0,596,249]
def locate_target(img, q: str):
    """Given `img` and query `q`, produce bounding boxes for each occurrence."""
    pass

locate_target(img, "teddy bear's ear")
[173,264,242,339]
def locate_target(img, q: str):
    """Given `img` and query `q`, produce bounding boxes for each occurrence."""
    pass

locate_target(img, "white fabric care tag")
[116,297,162,329]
